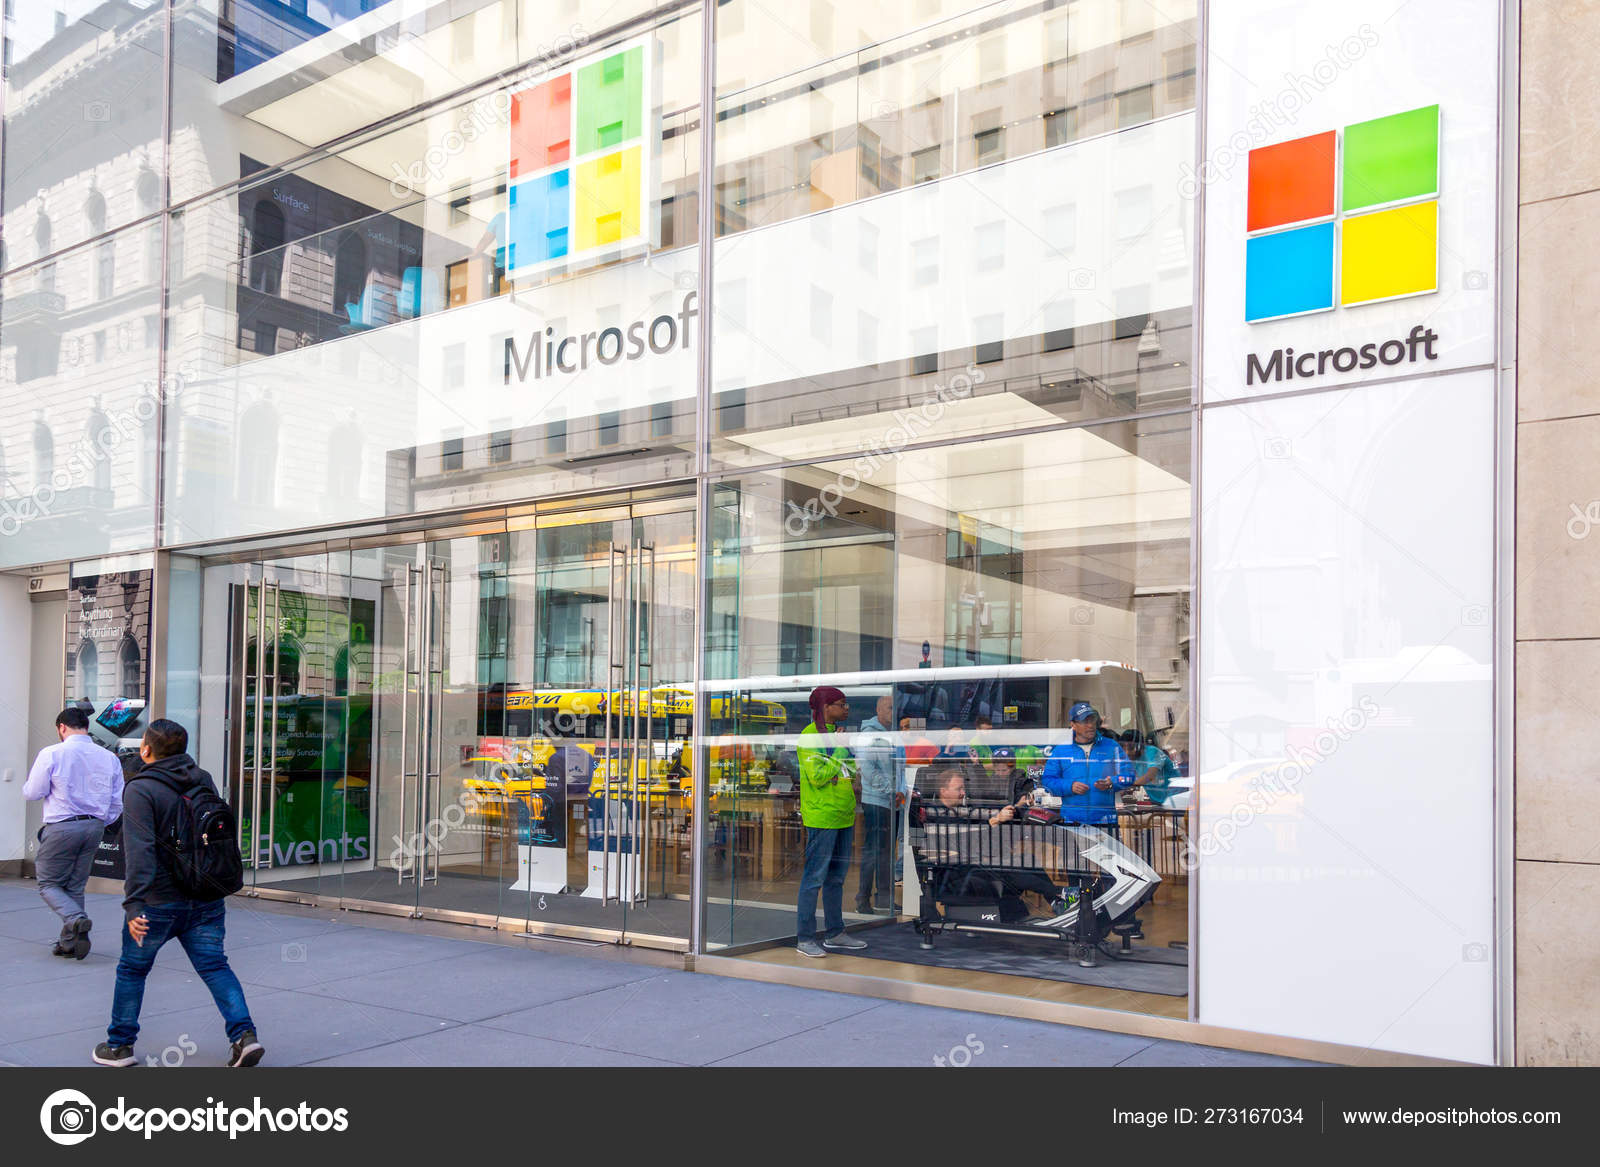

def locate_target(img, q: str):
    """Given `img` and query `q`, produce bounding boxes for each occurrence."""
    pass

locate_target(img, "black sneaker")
[92,1042,137,1067]
[228,1031,265,1068]
[68,917,92,960]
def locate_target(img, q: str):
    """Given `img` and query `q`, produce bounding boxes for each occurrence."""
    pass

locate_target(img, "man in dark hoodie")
[93,719,264,1068]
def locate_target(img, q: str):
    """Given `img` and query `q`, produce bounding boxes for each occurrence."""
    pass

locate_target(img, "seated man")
[915,760,1060,908]
[921,759,1022,826]
[1039,702,1134,825]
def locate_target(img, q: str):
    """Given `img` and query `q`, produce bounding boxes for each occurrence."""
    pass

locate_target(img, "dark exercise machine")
[906,801,1162,968]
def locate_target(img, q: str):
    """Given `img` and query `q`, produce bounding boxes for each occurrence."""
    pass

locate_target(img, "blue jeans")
[108,900,255,1048]
[796,824,853,942]
[855,804,893,909]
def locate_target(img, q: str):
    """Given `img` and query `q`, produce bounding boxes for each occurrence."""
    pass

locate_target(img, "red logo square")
[511,74,573,179]
[1246,130,1337,233]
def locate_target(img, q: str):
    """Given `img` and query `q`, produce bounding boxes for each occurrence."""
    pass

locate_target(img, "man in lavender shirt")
[24,707,124,959]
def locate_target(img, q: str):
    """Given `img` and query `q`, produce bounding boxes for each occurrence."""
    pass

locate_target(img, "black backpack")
[149,773,245,901]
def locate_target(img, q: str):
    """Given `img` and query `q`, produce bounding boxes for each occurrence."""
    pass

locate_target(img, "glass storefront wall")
[703,416,1192,1014]
[172,492,699,943]
[1,0,1205,1020]
[698,0,1197,1015]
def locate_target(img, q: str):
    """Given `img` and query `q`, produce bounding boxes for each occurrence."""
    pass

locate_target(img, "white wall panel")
[1197,369,1495,1062]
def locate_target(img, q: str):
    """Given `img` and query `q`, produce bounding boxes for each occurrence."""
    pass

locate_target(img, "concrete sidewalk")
[0,878,1313,1068]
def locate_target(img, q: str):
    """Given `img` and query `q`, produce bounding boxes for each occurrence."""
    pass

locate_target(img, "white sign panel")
[1200,0,1500,402]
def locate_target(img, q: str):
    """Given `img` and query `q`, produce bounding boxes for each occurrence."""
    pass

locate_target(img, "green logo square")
[575,47,645,156]
[1341,104,1439,213]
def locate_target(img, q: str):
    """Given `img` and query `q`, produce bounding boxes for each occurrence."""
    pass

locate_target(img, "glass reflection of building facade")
[0,0,1528,1064]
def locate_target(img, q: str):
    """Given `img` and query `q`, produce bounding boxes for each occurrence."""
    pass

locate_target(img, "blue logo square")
[1245,222,1336,322]
[507,169,572,269]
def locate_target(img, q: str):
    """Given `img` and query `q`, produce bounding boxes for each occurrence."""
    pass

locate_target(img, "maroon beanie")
[808,686,847,731]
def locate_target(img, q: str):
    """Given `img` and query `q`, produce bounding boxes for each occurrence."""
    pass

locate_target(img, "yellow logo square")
[1340,200,1438,306]
[573,146,642,253]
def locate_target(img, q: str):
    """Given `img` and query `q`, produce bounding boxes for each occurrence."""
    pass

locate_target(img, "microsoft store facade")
[0,0,1531,1064]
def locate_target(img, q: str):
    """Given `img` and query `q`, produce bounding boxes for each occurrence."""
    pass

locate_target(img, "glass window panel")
[702,417,1192,1019]
[3,3,166,267]
[168,0,666,204]
[711,111,1195,468]
[162,13,704,546]
[0,232,162,567]
[714,1,1197,238]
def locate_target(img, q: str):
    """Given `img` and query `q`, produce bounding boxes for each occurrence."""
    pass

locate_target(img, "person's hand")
[992,805,1015,824]
[1016,792,1033,807]
[128,915,149,946]
[1071,781,1090,795]
[1094,778,1113,791]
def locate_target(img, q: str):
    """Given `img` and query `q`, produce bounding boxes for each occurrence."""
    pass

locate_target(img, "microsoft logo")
[506,39,652,280]
[1244,104,1440,323]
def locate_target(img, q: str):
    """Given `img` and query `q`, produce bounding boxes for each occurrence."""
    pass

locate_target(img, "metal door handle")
[416,562,434,885]
[245,581,265,865]
[250,579,267,870]
[426,560,446,884]
[601,544,625,906]
[264,581,281,870]
[397,567,417,884]
[628,540,641,904]
[635,541,657,904]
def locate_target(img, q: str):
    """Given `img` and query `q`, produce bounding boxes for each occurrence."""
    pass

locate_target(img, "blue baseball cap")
[1069,701,1099,722]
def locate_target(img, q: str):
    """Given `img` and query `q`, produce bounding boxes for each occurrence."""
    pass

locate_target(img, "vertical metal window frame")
[1188,0,1210,1026]
[1492,0,1518,1068]
[149,0,178,717]
[690,0,716,960]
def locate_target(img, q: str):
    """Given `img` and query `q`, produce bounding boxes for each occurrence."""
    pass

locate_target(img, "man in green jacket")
[795,686,868,958]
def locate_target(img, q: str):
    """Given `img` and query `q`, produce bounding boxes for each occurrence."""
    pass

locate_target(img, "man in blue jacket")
[1039,702,1134,825]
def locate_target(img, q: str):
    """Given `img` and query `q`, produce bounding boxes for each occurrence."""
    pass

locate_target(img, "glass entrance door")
[501,504,697,943]
[398,528,515,920]
[227,547,360,902]
[196,495,696,944]
[287,497,699,945]
[330,530,513,920]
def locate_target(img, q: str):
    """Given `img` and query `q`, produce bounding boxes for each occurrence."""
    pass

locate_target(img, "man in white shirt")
[24,707,125,959]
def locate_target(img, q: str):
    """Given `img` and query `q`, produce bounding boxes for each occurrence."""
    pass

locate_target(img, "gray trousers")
[35,818,106,931]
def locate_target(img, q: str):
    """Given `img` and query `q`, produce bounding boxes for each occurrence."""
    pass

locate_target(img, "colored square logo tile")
[506,37,651,280]
[1342,104,1438,213]
[573,147,642,251]
[510,74,572,177]
[575,47,644,155]
[507,170,571,268]
[1246,130,1337,232]
[1246,102,1442,324]
[1244,222,1335,322]
[1340,200,1437,305]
